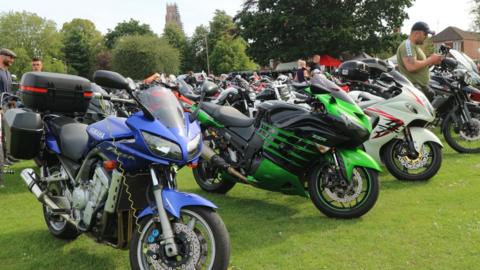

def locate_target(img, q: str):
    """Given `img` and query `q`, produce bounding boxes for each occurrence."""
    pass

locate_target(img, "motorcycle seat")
[201,102,254,127]
[49,117,89,161]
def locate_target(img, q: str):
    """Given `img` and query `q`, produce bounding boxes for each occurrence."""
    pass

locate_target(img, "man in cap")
[0,48,16,93]
[397,22,443,100]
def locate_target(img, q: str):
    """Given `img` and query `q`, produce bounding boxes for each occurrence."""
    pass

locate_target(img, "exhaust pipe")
[201,142,249,183]
[20,169,75,225]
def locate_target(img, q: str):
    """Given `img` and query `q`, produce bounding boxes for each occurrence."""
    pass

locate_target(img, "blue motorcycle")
[9,70,230,269]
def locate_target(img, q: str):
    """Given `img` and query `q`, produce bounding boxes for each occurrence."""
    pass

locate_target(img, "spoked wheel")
[130,206,230,270]
[384,140,442,181]
[443,114,480,153]
[308,165,379,219]
[42,181,79,239]
[193,158,236,194]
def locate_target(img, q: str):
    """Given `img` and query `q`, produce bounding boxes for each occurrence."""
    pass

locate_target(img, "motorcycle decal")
[366,108,404,139]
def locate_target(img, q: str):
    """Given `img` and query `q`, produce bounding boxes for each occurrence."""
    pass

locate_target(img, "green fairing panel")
[252,158,307,197]
[316,94,372,133]
[337,148,382,181]
[197,110,224,128]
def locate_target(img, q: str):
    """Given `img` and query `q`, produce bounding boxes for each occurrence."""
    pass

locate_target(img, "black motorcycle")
[430,45,480,153]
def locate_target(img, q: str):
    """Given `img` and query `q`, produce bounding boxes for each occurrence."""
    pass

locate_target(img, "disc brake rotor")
[459,118,480,141]
[145,223,202,270]
[397,145,429,170]
[325,169,363,203]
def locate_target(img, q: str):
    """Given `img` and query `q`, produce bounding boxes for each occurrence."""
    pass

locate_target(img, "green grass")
[1,142,480,270]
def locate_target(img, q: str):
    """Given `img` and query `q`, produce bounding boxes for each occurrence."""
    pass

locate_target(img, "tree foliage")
[111,35,180,79]
[61,18,103,78]
[105,19,154,49]
[211,36,257,74]
[235,0,414,64]
[0,11,64,76]
[185,10,257,74]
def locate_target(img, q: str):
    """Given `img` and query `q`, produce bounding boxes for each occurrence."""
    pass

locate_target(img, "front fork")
[150,167,178,257]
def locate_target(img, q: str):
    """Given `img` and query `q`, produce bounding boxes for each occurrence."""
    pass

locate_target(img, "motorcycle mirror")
[189,91,206,123]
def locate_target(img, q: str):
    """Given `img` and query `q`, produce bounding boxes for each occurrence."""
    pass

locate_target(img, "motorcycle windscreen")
[137,86,185,131]
[310,74,356,105]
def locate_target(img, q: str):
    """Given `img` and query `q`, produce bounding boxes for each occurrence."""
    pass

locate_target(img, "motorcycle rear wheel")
[193,159,236,194]
[42,182,79,240]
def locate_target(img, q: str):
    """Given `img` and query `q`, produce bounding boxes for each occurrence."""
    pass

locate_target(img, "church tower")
[165,3,183,31]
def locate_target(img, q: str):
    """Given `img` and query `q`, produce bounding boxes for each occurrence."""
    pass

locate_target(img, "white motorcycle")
[348,69,443,181]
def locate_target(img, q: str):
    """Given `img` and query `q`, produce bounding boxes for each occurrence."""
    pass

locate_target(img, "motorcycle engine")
[72,166,110,226]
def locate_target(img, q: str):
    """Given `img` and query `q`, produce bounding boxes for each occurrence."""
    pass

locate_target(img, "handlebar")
[92,92,136,105]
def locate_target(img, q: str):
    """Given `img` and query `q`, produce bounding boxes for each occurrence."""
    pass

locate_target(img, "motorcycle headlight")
[187,133,202,160]
[142,131,182,160]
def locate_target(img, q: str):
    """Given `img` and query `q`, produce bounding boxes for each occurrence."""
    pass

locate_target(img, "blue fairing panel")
[45,132,60,154]
[87,116,133,143]
[138,189,217,219]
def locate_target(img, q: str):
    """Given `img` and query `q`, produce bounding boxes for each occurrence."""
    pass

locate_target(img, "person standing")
[397,21,442,100]
[0,48,16,93]
[308,54,322,74]
[31,57,43,72]
[295,60,308,82]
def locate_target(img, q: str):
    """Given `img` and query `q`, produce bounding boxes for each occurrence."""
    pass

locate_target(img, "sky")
[0,0,477,36]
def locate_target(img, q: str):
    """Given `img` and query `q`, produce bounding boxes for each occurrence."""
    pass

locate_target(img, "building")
[432,26,480,60]
[165,3,183,31]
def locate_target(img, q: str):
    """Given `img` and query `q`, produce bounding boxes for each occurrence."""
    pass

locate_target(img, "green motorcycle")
[191,74,381,218]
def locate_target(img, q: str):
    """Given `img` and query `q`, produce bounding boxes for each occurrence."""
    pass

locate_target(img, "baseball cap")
[411,22,435,35]
[0,48,17,58]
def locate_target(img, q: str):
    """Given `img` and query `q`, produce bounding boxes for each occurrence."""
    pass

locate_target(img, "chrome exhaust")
[20,168,75,225]
[201,142,249,183]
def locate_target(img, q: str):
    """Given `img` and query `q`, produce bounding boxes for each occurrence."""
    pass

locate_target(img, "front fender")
[138,189,217,219]
[337,148,382,181]
[409,127,443,152]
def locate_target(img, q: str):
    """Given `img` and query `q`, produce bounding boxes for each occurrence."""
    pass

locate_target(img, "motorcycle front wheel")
[130,206,230,270]
[442,114,480,153]
[384,140,442,181]
[308,165,379,219]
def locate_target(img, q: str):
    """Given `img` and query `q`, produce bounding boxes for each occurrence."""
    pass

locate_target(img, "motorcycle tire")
[42,205,79,240]
[384,140,442,181]
[308,166,379,219]
[130,206,230,270]
[192,159,236,194]
[442,114,480,153]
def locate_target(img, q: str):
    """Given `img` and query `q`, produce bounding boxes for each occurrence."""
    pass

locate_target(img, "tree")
[61,18,104,78]
[211,36,257,74]
[112,35,180,79]
[163,23,188,71]
[208,10,235,52]
[187,11,257,74]
[188,25,210,72]
[235,0,414,65]
[0,11,64,76]
[473,0,480,31]
[105,19,154,49]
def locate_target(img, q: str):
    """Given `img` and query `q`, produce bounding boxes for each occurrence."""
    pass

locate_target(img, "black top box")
[20,72,93,113]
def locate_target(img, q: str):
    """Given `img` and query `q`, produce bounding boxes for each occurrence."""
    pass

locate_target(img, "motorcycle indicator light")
[103,160,117,171]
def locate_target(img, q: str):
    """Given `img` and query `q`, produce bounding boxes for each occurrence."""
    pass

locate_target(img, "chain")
[99,95,142,234]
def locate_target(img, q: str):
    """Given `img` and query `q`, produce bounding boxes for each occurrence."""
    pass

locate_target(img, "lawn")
[0,141,479,270]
